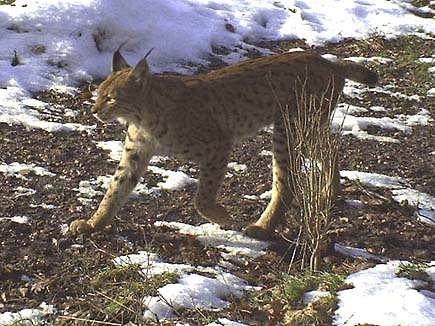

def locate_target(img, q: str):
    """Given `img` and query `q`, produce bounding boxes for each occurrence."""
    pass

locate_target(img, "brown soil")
[0,36,434,325]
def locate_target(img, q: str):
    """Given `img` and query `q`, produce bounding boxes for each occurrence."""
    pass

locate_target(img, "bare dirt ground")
[1,35,434,325]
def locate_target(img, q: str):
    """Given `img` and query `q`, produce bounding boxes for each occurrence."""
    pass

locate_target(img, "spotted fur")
[70,50,378,239]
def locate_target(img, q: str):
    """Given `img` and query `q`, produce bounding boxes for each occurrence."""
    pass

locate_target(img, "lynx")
[70,49,378,239]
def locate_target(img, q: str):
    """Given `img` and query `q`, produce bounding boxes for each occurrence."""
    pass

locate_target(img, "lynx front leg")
[70,133,156,234]
[245,120,293,239]
[194,145,232,226]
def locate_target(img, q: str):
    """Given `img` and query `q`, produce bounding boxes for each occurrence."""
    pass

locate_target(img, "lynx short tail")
[336,61,379,86]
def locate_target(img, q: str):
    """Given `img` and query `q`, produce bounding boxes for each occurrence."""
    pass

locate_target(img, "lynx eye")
[106,95,117,105]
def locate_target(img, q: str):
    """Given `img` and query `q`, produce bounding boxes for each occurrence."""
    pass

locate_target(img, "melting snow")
[259,149,273,157]
[0,216,31,224]
[155,222,269,267]
[95,140,192,192]
[334,261,435,326]
[0,162,55,179]
[334,243,389,263]
[259,189,273,200]
[341,170,435,225]
[148,166,197,191]
[114,249,260,322]
[0,85,96,133]
[427,88,435,96]
[303,290,332,305]
[114,224,266,320]
[205,318,248,326]
[95,140,124,161]
[96,140,169,164]
[13,186,36,197]
[143,272,256,322]
[1,0,435,324]
[75,176,156,204]
[0,302,55,326]
[227,162,248,173]
[333,104,432,143]
[76,165,196,203]
[340,170,408,189]
[114,251,196,276]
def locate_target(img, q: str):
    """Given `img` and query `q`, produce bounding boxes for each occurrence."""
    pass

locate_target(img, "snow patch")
[334,261,435,326]
[205,318,248,326]
[259,149,273,157]
[0,302,55,326]
[13,186,36,197]
[333,105,431,143]
[95,140,124,161]
[75,176,157,203]
[114,251,195,276]
[0,162,55,179]
[259,189,272,200]
[227,162,247,173]
[148,166,197,191]
[1,0,434,132]
[427,88,435,97]
[96,140,168,163]
[143,273,255,322]
[0,216,31,224]
[340,170,408,189]
[0,85,95,133]
[344,56,393,64]
[341,170,435,226]
[154,221,269,267]
[334,243,389,263]
[114,250,259,322]
[303,290,332,305]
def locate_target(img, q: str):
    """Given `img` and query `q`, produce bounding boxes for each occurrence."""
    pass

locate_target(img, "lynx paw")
[196,204,231,227]
[244,224,274,240]
[69,219,95,234]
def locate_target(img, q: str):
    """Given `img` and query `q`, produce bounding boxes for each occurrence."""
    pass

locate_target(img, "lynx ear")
[112,50,130,72]
[129,48,154,81]
[130,57,150,81]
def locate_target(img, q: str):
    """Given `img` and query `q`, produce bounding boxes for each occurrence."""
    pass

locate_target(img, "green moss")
[395,262,431,282]
[276,272,346,308]
[75,263,180,324]
[0,0,15,5]
[411,0,431,8]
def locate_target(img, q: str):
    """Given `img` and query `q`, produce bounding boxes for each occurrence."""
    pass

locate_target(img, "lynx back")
[70,50,378,239]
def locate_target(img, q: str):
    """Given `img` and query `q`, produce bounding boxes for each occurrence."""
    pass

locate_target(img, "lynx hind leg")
[317,132,341,202]
[331,155,341,199]
[245,120,293,240]
[194,144,232,227]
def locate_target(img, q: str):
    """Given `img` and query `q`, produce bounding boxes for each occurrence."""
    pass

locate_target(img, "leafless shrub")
[281,78,343,272]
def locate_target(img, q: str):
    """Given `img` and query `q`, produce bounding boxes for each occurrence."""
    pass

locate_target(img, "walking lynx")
[70,49,378,239]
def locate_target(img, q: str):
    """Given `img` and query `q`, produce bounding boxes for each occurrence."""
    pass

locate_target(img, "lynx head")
[91,48,154,123]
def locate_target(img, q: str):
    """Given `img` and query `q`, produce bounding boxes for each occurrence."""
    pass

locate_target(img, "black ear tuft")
[144,47,154,60]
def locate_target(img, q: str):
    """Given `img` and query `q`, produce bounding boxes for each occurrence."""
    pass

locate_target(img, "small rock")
[19,287,30,297]
[225,23,235,33]
[31,44,46,54]
[11,50,20,66]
